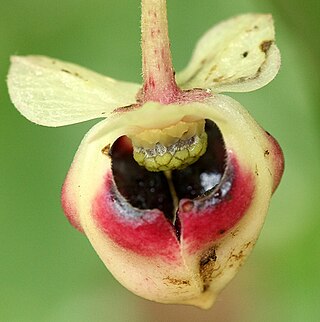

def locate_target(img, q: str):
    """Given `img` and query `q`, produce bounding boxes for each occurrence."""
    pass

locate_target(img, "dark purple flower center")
[110,120,228,236]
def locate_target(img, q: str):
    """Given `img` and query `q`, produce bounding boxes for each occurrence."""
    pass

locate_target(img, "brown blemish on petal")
[61,68,72,74]
[163,277,190,286]
[227,242,255,268]
[230,229,240,237]
[199,247,219,292]
[264,149,270,157]
[260,40,273,53]
[113,103,139,113]
[244,241,252,249]
[101,144,111,156]
[212,75,225,83]
[204,64,218,81]
[246,25,259,32]
[230,249,244,262]
[61,68,85,80]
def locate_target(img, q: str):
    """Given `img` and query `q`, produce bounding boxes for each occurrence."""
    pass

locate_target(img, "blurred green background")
[1,0,319,321]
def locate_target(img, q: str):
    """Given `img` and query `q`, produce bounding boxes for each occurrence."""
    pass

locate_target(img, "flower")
[7,0,284,309]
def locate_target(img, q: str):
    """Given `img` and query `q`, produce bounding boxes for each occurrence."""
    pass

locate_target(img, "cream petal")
[61,115,206,306]
[62,96,283,308]
[176,14,281,93]
[7,55,140,126]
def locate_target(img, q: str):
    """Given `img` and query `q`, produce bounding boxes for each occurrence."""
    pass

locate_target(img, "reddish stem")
[141,0,181,103]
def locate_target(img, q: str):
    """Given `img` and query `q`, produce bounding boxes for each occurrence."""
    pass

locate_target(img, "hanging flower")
[7,0,284,309]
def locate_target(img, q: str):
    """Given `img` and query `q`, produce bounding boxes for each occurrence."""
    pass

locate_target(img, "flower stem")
[141,0,180,103]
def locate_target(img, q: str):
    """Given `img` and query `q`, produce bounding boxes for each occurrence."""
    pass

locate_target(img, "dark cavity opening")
[111,120,227,230]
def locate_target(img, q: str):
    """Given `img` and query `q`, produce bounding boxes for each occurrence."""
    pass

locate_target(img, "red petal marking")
[179,157,255,254]
[91,157,257,258]
[61,172,83,232]
[93,173,181,263]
